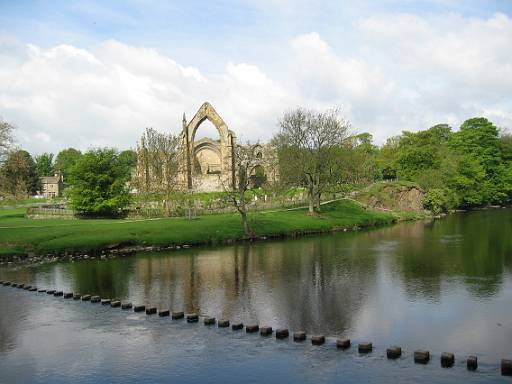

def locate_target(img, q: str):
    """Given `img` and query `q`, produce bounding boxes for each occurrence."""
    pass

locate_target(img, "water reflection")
[1,209,511,361]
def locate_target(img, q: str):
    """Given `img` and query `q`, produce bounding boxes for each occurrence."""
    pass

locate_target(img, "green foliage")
[500,132,512,162]
[54,148,82,179]
[376,118,512,210]
[67,148,132,217]
[35,152,54,176]
[118,149,137,168]
[0,149,39,198]
[423,188,456,214]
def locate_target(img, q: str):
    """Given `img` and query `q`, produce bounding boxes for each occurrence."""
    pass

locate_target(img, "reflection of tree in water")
[0,292,23,353]
[66,259,132,299]
[382,210,512,299]
[126,236,378,335]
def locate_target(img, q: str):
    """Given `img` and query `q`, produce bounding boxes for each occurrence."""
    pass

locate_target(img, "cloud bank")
[0,12,511,154]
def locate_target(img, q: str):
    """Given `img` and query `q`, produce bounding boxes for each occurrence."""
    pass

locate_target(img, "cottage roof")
[41,175,61,184]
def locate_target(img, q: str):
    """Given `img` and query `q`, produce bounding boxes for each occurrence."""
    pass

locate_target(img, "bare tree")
[133,128,180,214]
[0,117,15,161]
[273,107,350,214]
[221,142,263,238]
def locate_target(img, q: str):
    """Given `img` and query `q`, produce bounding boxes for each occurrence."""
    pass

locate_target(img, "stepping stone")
[145,307,157,315]
[293,331,306,341]
[186,313,199,323]
[414,350,430,364]
[121,302,132,310]
[90,296,101,303]
[246,325,259,333]
[63,292,73,299]
[172,311,184,320]
[502,359,512,376]
[133,305,145,312]
[101,299,111,305]
[387,346,401,359]
[467,355,478,371]
[204,317,216,325]
[73,294,81,300]
[158,309,170,317]
[54,291,63,297]
[260,326,273,336]
[337,338,351,350]
[311,335,325,345]
[441,352,454,367]
[358,342,373,353]
[276,329,289,339]
[218,319,230,328]
[231,322,243,331]
[81,294,91,301]
[110,300,121,308]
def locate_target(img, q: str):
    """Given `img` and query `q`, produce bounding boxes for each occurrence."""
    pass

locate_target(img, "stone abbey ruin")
[178,102,277,192]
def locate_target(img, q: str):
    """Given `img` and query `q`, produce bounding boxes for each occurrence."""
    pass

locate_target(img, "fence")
[26,207,76,220]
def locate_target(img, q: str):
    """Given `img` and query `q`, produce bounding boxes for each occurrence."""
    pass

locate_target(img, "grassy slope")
[0,200,394,256]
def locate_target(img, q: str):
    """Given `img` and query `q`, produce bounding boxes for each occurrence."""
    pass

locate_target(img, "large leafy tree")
[54,148,82,179]
[273,107,350,214]
[67,148,132,217]
[0,149,39,198]
[35,152,55,176]
[450,118,505,204]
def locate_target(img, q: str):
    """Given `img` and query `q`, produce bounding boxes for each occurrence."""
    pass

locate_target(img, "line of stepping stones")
[1,279,511,376]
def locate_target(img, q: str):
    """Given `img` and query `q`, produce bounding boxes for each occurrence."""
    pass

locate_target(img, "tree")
[119,149,137,169]
[133,128,180,212]
[274,107,350,214]
[339,133,379,186]
[0,117,15,161]
[450,118,505,204]
[221,142,263,237]
[35,152,54,176]
[67,148,132,217]
[450,118,501,176]
[499,130,512,162]
[0,149,39,198]
[54,148,82,179]
[376,136,400,180]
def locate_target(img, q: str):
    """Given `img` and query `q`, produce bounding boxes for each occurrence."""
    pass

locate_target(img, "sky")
[1,0,511,154]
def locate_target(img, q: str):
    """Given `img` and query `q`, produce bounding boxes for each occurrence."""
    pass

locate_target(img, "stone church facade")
[178,102,278,192]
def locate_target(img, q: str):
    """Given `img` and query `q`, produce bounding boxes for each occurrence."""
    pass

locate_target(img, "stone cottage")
[40,173,64,198]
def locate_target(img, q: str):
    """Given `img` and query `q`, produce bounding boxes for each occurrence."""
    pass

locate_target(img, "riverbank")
[0,200,419,263]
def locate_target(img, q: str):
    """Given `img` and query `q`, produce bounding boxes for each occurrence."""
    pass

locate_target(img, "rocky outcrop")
[358,182,425,212]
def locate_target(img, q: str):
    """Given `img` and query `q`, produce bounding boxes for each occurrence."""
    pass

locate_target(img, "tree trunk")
[307,180,316,214]
[238,190,254,238]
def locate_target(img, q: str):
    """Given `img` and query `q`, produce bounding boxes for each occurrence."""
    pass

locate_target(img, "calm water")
[1,209,511,383]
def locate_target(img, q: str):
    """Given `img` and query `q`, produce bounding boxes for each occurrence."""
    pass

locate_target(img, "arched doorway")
[182,102,236,191]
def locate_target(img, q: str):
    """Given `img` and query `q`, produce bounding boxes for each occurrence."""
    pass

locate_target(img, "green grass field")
[0,200,394,257]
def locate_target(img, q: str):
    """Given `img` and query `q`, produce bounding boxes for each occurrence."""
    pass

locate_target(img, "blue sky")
[1,1,511,153]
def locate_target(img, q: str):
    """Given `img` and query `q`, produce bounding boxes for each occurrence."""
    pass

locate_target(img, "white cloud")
[0,11,511,154]
[0,38,295,153]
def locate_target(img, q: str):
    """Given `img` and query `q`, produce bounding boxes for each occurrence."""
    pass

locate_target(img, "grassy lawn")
[0,200,394,256]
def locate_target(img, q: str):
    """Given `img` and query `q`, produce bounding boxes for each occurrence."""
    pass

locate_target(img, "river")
[0,209,511,383]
